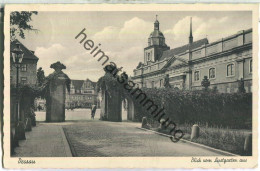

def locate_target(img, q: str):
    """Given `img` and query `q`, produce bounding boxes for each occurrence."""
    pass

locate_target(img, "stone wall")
[100,89,136,122]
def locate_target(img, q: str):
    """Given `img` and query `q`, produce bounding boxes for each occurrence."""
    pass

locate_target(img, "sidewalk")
[12,122,72,157]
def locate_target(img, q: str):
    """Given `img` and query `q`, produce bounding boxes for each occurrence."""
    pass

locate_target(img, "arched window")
[227,64,234,76]
[209,68,216,79]
[147,53,150,61]
[194,71,200,81]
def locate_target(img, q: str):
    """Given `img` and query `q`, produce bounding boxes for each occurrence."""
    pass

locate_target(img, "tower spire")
[189,17,193,44]
[154,15,159,30]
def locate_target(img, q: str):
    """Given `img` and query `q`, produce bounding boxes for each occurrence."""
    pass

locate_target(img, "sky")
[18,11,252,82]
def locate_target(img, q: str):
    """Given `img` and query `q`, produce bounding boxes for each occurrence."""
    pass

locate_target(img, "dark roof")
[159,38,208,61]
[86,78,97,87]
[150,30,164,38]
[10,40,39,60]
[71,80,84,90]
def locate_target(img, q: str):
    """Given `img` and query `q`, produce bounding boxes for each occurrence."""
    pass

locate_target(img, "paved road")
[63,121,224,157]
[35,108,127,121]
[15,109,225,157]
[35,108,102,121]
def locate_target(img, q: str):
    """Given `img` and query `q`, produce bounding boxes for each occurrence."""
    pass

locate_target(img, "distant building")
[132,17,252,93]
[65,78,99,108]
[10,40,38,85]
[35,98,46,111]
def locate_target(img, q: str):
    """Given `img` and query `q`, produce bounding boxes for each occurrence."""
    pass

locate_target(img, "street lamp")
[11,41,26,141]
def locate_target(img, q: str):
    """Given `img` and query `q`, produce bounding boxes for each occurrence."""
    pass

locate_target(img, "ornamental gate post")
[46,61,70,122]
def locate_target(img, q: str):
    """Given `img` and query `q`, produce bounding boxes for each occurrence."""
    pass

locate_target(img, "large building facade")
[65,78,99,108]
[132,18,252,93]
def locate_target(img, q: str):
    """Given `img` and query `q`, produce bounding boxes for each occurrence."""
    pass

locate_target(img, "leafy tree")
[37,67,45,86]
[10,11,38,40]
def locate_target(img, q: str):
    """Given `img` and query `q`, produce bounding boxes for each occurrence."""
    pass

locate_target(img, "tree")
[10,11,38,40]
[238,78,246,93]
[37,67,45,86]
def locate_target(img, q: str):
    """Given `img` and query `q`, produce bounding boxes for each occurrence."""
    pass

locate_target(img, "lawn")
[151,123,251,156]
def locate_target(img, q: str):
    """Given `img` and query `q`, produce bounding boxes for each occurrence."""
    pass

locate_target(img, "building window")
[194,71,200,81]
[151,81,154,88]
[226,87,230,93]
[21,64,27,72]
[249,59,252,73]
[160,79,163,87]
[21,77,27,85]
[84,90,92,94]
[147,53,150,61]
[227,64,234,76]
[209,68,216,79]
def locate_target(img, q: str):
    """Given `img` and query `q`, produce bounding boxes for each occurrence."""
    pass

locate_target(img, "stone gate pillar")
[46,61,70,122]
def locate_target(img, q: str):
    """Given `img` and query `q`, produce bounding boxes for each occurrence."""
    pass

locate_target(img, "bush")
[133,88,252,129]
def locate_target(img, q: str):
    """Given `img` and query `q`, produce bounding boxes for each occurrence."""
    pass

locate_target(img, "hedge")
[97,66,252,129]
[133,88,252,129]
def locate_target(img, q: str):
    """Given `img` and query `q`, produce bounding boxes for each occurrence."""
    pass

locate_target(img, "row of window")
[71,89,94,94]
[10,64,27,71]
[141,60,252,88]
[69,96,92,100]
[143,79,164,88]
[194,60,252,81]
[71,84,94,89]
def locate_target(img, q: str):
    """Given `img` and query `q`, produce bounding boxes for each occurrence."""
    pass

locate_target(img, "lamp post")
[11,41,26,141]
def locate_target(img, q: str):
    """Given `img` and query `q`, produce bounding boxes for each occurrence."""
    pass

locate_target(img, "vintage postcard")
[3,4,258,168]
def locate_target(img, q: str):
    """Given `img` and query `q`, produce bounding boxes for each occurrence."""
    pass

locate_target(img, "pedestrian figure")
[37,105,41,111]
[30,106,36,126]
[91,104,97,120]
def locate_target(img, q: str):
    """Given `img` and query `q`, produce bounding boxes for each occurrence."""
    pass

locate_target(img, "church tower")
[144,15,170,65]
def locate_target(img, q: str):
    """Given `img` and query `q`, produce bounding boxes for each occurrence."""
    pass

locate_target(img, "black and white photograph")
[3,4,258,169]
